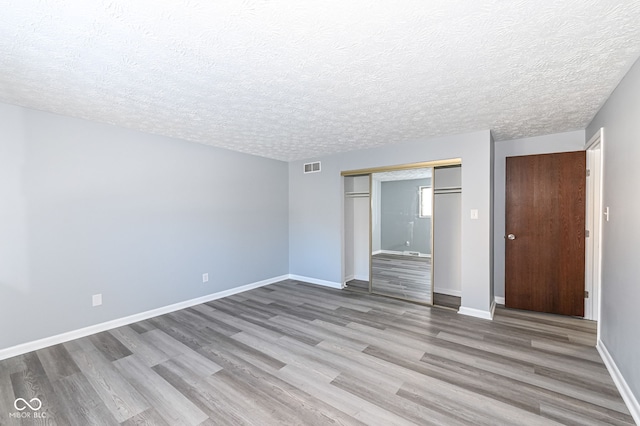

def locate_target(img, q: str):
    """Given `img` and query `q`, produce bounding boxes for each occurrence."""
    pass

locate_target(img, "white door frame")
[585,128,604,324]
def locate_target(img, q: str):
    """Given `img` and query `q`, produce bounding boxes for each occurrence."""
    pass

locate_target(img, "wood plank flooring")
[433,293,461,310]
[371,253,431,303]
[346,284,461,311]
[0,279,633,425]
[346,266,460,311]
[345,279,369,293]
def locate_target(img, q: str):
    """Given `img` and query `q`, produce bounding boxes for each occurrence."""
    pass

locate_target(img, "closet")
[341,160,462,310]
[433,165,462,309]
[344,175,370,291]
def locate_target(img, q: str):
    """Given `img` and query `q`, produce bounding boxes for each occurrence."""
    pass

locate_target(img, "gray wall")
[492,130,585,299]
[289,130,494,315]
[381,178,431,255]
[587,57,640,403]
[0,103,289,350]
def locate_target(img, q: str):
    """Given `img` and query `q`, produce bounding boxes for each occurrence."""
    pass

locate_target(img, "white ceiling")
[1,1,639,162]
[374,168,432,182]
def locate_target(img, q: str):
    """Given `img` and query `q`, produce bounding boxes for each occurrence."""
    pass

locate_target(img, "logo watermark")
[10,397,46,419]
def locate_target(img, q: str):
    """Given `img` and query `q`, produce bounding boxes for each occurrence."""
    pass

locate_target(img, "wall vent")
[303,161,321,174]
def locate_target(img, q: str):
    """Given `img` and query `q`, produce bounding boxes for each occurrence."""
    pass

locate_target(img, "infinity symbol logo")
[14,397,42,411]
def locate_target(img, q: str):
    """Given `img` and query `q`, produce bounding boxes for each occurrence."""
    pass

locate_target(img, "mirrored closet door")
[370,168,433,304]
[343,159,461,307]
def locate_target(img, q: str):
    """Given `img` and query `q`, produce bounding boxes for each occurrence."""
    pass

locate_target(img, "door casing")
[585,129,604,323]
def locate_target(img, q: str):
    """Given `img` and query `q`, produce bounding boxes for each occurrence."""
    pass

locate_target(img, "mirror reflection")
[371,168,433,304]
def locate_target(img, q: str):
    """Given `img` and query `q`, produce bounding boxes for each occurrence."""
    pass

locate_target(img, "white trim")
[597,340,640,424]
[344,274,355,282]
[434,288,462,297]
[0,275,288,361]
[403,250,431,258]
[458,304,494,320]
[495,296,506,305]
[380,250,407,256]
[585,127,603,150]
[288,274,343,289]
[376,249,431,258]
[584,128,604,322]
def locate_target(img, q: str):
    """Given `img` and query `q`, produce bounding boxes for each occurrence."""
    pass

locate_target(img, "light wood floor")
[372,253,431,303]
[345,282,461,310]
[0,280,633,425]
[347,254,459,310]
[433,293,461,310]
[345,278,369,293]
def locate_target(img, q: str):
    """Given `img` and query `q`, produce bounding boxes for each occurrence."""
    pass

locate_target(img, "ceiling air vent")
[303,161,321,174]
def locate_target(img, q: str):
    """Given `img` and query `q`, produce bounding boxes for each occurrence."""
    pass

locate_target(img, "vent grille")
[303,161,321,174]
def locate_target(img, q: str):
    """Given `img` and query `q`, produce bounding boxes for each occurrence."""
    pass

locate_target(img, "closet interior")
[344,175,370,293]
[343,162,462,310]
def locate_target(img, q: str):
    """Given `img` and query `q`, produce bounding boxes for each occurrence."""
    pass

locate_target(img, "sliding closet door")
[370,169,433,304]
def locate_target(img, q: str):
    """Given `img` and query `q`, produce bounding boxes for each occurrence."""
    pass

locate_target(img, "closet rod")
[434,188,462,194]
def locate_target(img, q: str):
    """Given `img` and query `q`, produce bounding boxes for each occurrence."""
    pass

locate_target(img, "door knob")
[507,234,516,240]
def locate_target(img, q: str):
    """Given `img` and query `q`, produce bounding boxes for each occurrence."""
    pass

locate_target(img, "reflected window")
[419,186,432,218]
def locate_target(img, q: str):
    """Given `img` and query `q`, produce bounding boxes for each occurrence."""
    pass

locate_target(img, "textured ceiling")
[374,169,432,182]
[1,1,640,161]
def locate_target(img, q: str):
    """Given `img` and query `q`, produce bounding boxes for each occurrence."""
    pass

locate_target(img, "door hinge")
[586,229,590,238]
[585,291,589,298]
[586,169,591,177]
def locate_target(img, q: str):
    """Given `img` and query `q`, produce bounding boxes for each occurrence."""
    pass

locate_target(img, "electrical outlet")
[92,294,102,307]
[202,273,209,283]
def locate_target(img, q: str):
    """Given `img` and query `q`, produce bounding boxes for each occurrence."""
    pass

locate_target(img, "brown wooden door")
[505,151,586,316]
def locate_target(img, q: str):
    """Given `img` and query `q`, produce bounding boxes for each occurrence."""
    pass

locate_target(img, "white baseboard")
[288,274,343,289]
[597,340,640,424]
[0,274,288,361]
[377,249,431,258]
[402,250,431,258]
[495,296,505,305]
[434,288,461,297]
[380,250,403,256]
[458,305,494,320]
